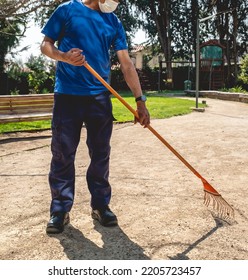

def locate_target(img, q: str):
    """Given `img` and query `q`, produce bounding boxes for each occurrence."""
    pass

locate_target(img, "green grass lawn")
[0,91,204,134]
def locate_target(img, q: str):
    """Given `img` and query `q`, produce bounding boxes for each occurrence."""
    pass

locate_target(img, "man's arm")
[40,36,85,66]
[117,49,150,127]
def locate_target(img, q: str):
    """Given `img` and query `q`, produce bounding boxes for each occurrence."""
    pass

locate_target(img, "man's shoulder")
[58,0,79,9]
[102,11,122,27]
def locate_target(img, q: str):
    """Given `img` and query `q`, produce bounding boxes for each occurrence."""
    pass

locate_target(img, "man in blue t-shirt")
[41,0,150,234]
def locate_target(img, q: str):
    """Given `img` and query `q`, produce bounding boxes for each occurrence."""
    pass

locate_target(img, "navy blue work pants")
[48,93,113,214]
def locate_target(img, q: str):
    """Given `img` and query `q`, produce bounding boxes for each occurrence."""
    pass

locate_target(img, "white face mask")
[98,0,119,13]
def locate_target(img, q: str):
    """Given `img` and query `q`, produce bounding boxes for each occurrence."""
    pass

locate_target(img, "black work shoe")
[91,206,118,227]
[46,212,70,234]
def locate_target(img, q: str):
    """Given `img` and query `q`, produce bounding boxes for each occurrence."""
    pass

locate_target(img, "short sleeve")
[41,4,68,41]
[112,19,128,51]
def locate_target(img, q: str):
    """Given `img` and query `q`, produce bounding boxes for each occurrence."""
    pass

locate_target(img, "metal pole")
[195,18,200,108]
[158,56,162,92]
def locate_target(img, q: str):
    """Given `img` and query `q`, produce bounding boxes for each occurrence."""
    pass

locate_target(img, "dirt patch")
[0,97,248,260]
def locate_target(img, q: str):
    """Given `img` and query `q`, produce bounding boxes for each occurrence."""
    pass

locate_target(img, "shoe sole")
[91,212,118,227]
[46,226,64,234]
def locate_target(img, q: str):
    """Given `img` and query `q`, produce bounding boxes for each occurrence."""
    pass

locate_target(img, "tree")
[129,0,174,87]
[0,1,65,74]
[115,0,140,47]
[129,0,247,88]
[128,0,200,87]
[207,0,248,86]
[0,17,24,74]
[5,59,30,95]
[25,55,55,94]
[238,54,248,88]
[0,0,59,19]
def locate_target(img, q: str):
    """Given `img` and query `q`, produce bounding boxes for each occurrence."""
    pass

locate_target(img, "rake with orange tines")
[84,62,235,224]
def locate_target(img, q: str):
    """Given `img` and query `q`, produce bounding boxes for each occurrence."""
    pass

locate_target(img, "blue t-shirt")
[41,0,128,95]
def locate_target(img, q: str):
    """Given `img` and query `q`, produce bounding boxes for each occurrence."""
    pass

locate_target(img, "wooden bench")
[0,94,54,124]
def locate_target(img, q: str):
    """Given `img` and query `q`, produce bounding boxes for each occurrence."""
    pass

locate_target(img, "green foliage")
[238,55,248,85]
[6,60,25,81]
[10,88,20,95]
[0,17,24,73]
[221,86,247,93]
[25,55,55,94]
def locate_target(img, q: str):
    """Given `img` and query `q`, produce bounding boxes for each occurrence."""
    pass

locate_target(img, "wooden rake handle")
[84,62,219,195]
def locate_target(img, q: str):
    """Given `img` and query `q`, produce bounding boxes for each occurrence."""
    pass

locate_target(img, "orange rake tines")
[84,62,235,224]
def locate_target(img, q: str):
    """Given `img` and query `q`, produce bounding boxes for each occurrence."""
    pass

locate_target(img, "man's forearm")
[120,63,143,98]
[40,40,66,62]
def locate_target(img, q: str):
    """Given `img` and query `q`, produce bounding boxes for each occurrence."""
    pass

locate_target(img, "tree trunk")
[232,6,238,84]
[163,0,173,88]
[150,0,173,88]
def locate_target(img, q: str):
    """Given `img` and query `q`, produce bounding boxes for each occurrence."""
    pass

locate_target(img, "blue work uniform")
[41,0,128,213]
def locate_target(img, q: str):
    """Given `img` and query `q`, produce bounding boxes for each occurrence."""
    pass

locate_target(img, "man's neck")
[82,0,100,11]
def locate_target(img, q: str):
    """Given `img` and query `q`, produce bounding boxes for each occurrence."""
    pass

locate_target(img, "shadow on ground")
[48,222,150,260]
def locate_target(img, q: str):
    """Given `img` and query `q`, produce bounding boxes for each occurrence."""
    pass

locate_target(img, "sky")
[14,24,147,62]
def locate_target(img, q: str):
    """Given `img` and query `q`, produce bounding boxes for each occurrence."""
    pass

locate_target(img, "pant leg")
[85,93,114,209]
[49,94,83,214]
